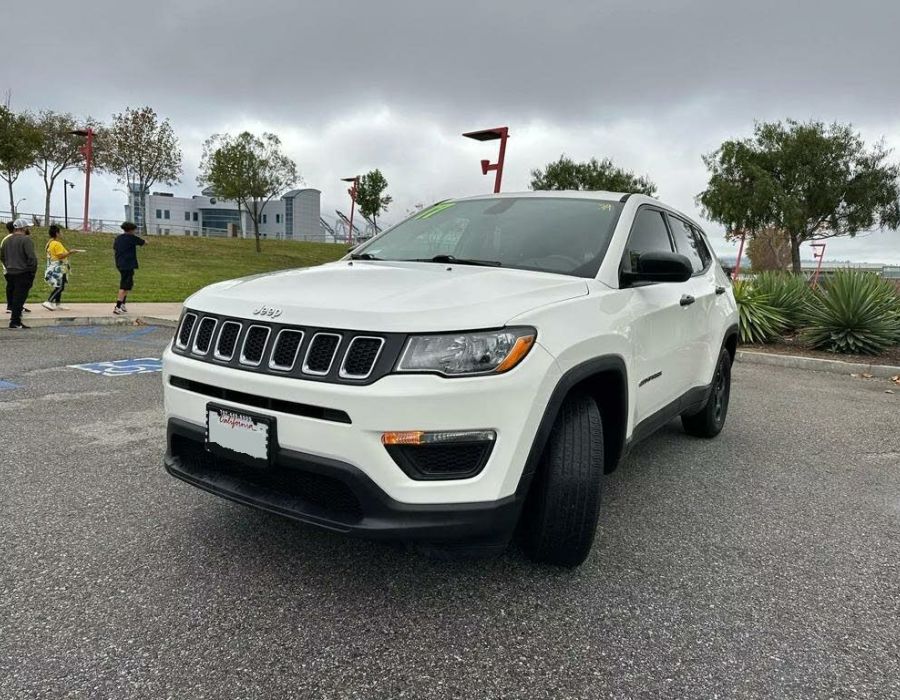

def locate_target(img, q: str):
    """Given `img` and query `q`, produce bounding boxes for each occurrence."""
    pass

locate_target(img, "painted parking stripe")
[68,358,163,376]
[0,379,21,390]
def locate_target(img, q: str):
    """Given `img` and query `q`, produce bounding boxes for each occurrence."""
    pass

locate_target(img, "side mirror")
[622,251,693,286]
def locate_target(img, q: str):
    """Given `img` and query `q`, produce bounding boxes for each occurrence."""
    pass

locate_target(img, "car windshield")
[353,197,624,278]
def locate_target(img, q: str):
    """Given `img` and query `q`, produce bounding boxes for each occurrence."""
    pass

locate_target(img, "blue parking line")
[0,379,21,390]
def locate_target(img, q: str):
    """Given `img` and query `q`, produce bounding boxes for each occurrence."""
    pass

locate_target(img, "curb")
[9,315,178,329]
[736,349,900,378]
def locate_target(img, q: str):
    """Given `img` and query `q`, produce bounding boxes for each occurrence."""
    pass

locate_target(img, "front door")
[620,207,695,425]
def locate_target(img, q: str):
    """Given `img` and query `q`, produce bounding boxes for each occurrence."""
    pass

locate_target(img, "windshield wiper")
[350,252,382,260]
[414,254,502,267]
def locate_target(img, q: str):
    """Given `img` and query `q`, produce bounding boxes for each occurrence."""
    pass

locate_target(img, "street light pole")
[63,179,75,229]
[462,126,510,193]
[341,176,360,246]
[70,127,94,231]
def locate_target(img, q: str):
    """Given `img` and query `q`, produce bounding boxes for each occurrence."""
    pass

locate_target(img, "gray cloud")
[3,0,900,262]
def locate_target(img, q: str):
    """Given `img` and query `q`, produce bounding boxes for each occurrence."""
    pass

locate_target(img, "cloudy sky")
[3,0,900,262]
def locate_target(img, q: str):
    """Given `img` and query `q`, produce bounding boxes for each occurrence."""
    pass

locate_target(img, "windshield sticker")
[415,202,456,220]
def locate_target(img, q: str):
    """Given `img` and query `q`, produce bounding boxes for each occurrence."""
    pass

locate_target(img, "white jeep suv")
[163,192,738,566]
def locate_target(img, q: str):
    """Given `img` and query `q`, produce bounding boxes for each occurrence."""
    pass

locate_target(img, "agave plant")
[802,269,900,355]
[752,271,813,331]
[732,279,787,344]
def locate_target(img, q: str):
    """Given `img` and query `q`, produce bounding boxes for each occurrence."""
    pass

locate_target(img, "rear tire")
[524,392,604,567]
[682,347,732,438]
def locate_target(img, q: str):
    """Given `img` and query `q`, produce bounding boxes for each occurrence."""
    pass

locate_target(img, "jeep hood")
[187,261,589,332]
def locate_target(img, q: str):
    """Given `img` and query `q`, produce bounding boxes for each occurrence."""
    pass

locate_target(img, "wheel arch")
[517,355,629,499]
[723,323,739,364]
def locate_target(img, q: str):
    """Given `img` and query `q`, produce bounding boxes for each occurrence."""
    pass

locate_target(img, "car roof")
[449,191,707,232]
[452,190,631,202]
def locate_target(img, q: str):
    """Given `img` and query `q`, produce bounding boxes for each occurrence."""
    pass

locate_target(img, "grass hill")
[12,229,347,303]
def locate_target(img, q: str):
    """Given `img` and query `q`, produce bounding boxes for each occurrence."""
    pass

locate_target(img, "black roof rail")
[619,193,633,203]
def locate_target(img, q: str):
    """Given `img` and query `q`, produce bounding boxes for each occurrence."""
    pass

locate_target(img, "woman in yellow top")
[42,225,83,311]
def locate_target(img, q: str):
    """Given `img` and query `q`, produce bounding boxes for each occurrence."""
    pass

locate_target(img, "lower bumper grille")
[171,435,364,523]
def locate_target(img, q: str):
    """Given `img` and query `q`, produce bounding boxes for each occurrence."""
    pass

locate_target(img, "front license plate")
[206,404,276,467]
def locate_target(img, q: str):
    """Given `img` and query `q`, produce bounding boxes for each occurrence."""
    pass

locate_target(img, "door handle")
[715,286,727,295]
[680,294,696,307]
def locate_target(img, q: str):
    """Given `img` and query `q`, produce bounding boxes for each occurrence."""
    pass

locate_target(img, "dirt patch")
[741,338,900,368]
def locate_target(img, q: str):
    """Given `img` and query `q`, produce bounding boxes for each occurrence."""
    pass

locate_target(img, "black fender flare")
[515,354,628,497]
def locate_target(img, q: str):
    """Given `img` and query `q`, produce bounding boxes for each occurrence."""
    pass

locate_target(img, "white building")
[125,186,324,241]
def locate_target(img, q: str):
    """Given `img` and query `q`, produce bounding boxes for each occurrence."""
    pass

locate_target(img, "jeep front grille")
[172,311,402,385]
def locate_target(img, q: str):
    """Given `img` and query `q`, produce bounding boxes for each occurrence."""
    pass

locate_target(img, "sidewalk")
[12,302,182,328]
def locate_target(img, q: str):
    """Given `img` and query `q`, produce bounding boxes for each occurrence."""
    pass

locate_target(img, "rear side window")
[622,208,673,273]
[690,225,713,269]
[667,216,705,273]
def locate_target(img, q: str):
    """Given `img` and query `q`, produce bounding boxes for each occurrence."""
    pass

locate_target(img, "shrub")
[752,271,813,331]
[732,279,787,344]
[802,269,900,355]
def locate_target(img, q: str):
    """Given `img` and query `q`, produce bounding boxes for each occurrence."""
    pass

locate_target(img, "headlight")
[396,327,536,376]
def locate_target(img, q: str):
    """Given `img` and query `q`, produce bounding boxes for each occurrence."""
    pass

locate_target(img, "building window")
[184,211,190,221]
[164,228,170,235]
[164,210,171,220]
[262,214,267,224]
[276,213,281,224]
[157,226,162,234]
[193,212,199,222]
[156,209,162,219]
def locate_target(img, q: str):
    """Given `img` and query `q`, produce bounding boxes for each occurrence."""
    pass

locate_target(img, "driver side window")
[621,208,673,274]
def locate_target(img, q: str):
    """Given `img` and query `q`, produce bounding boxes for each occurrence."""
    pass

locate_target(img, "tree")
[95,106,182,233]
[0,106,41,217]
[746,227,792,271]
[698,120,900,274]
[530,154,657,195]
[198,131,298,253]
[33,111,97,225]
[355,169,392,230]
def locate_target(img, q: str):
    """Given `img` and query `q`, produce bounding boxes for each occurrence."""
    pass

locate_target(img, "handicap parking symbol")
[68,357,163,377]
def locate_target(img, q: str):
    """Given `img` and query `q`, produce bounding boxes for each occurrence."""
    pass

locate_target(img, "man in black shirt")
[113,221,146,315]
[1,219,38,328]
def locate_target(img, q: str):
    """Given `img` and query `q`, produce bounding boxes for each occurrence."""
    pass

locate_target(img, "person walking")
[42,225,83,311]
[2,221,14,313]
[1,219,38,329]
[113,221,146,315]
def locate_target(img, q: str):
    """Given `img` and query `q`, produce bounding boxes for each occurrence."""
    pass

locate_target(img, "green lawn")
[19,229,347,303]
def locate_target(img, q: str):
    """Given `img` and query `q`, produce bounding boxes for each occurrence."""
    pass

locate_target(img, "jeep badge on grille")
[253,305,283,318]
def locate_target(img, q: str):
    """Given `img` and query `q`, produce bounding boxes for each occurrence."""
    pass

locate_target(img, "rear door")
[620,207,694,424]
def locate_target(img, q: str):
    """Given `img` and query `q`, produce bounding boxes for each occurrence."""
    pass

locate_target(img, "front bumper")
[162,342,560,505]
[165,419,526,544]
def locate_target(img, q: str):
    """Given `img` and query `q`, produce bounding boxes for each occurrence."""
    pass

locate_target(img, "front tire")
[524,392,604,567]
[682,347,732,438]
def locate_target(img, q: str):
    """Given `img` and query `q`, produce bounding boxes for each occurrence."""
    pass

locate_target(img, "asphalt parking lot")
[1,324,898,699]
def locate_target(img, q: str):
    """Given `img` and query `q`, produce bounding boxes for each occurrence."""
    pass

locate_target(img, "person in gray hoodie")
[0,219,38,328]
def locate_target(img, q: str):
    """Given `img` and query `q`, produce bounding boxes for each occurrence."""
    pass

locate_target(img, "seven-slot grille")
[175,313,390,384]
